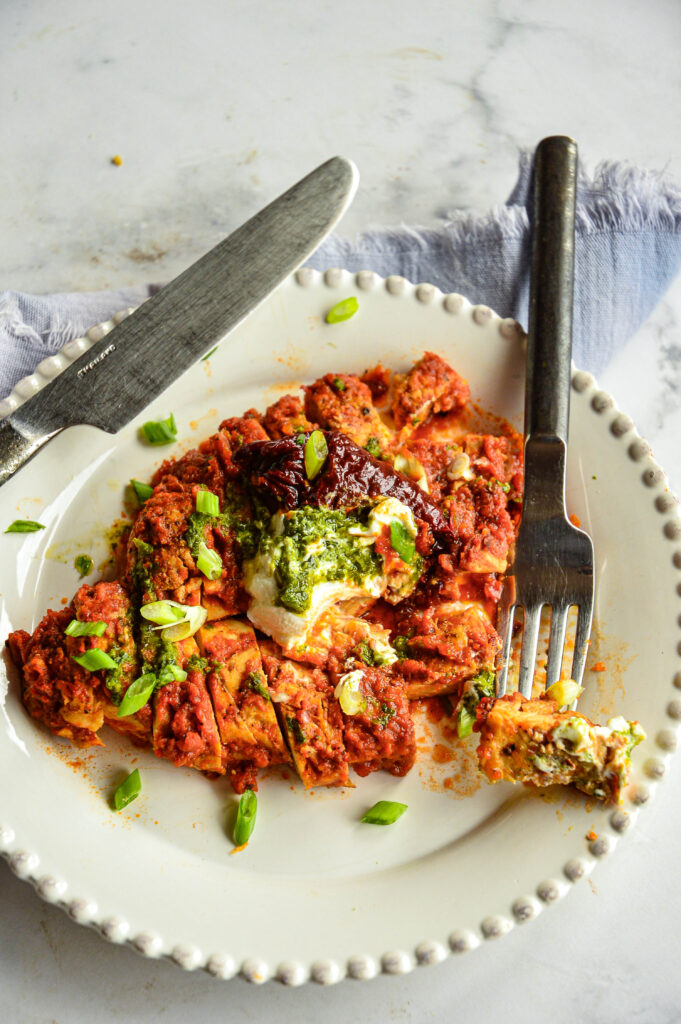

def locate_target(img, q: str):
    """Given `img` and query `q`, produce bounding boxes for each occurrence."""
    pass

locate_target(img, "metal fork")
[496,136,595,699]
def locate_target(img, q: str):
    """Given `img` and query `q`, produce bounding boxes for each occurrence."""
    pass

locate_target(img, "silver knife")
[0,156,359,487]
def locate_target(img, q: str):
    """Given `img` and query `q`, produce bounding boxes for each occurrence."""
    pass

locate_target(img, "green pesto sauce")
[106,520,131,550]
[285,714,307,746]
[391,635,411,661]
[186,654,209,673]
[185,510,214,559]
[248,670,270,701]
[74,553,93,578]
[130,538,156,600]
[356,640,377,666]
[371,701,396,728]
[138,621,158,667]
[154,638,181,680]
[185,484,269,563]
[262,506,382,615]
[103,644,131,705]
[356,640,395,668]
[137,623,182,689]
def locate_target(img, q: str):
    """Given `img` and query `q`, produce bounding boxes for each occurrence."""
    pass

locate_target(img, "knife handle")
[0,418,59,487]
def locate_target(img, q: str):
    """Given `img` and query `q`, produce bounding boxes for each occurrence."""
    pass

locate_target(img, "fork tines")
[496,556,594,700]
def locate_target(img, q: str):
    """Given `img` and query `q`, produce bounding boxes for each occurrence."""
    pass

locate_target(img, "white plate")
[1,268,679,985]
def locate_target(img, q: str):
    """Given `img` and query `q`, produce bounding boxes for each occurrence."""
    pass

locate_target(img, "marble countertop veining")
[2,1,681,1022]
[1,0,680,293]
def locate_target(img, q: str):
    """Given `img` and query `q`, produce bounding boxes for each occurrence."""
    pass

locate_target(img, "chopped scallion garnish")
[5,520,46,533]
[117,673,157,717]
[112,768,141,811]
[74,553,93,577]
[196,541,222,580]
[131,479,154,503]
[159,605,207,642]
[304,430,328,480]
[360,800,408,825]
[139,599,207,641]
[196,489,219,516]
[233,789,257,846]
[325,296,358,324]
[65,619,107,638]
[72,648,118,672]
[140,600,187,626]
[389,520,416,564]
[202,346,218,361]
[334,670,367,716]
[140,413,177,446]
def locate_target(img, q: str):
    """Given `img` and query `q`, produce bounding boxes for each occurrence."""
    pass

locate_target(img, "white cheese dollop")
[244,498,418,652]
[245,556,382,654]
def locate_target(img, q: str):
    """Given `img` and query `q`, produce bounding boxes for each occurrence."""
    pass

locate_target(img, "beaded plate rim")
[0,267,678,984]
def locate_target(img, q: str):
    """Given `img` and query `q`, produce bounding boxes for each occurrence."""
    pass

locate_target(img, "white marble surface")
[2,0,681,1021]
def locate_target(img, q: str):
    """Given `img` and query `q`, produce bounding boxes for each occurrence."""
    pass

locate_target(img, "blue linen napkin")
[1,152,680,400]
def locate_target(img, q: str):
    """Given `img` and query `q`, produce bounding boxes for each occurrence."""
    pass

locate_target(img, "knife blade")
[0,155,358,487]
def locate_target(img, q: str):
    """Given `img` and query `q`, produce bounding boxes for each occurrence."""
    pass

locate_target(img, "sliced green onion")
[140,413,177,446]
[158,663,188,684]
[325,296,358,324]
[74,553,93,577]
[202,346,218,361]
[334,670,367,716]
[160,605,207,642]
[196,489,219,516]
[5,520,46,533]
[141,600,207,640]
[394,454,429,492]
[65,619,107,638]
[131,479,154,503]
[389,520,416,564]
[456,704,476,739]
[140,600,188,626]
[112,768,141,811]
[233,789,257,846]
[72,648,118,672]
[304,429,328,480]
[360,800,408,825]
[196,540,223,580]
[117,673,157,717]
[332,377,347,391]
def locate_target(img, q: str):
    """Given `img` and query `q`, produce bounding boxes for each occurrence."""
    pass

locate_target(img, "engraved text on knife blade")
[76,343,117,378]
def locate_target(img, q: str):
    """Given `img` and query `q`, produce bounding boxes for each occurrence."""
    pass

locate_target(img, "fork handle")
[526,136,577,445]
